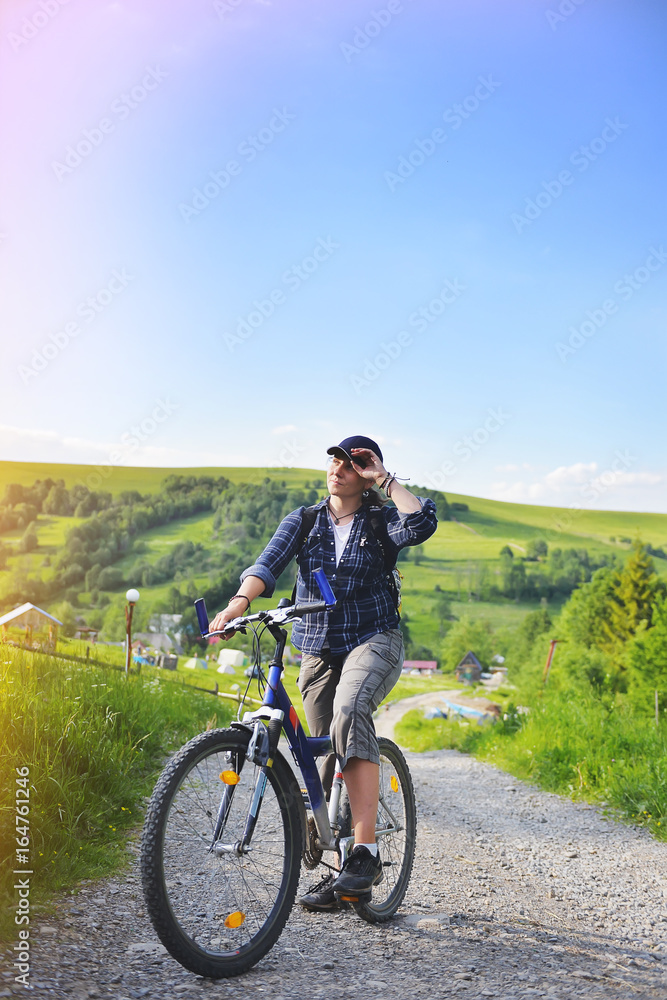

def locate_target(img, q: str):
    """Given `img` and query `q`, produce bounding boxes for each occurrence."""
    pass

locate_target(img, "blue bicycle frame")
[195,568,346,855]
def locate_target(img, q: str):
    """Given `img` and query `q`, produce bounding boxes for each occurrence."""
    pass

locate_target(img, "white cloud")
[0,423,248,469]
[612,471,663,486]
[544,462,598,490]
[490,480,549,502]
[488,459,667,513]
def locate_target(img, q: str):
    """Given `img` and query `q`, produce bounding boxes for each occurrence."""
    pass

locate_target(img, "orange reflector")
[220,770,240,785]
[224,911,246,929]
[339,895,359,902]
[390,775,399,792]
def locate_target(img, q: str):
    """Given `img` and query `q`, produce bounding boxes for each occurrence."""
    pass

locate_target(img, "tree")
[433,591,452,636]
[18,526,38,553]
[627,594,667,716]
[518,607,553,648]
[2,483,22,505]
[560,567,616,650]
[97,566,125,590]
[439,616,494,673]
[51,601,77,638]
[526,538,548,560]
[601,543,663,654]
[502,556,527,601]
[43,484,72,516]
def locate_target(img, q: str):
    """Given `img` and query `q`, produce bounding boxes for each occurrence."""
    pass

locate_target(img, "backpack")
[291,504,403,615]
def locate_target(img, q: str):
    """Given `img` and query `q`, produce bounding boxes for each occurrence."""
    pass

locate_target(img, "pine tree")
[627,594,667,716]
[601,542,663,655]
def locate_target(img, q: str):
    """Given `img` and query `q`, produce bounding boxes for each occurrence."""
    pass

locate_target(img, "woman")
[210,435,437,910]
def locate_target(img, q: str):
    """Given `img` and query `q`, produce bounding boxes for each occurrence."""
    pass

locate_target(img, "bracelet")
[229,594,251,610]
[378,475,391,491]
[385,477,396,497]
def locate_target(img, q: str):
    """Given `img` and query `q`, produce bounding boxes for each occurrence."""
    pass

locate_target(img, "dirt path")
[375,690,462,740]
[5,753,666,999]
[375,689,500,741]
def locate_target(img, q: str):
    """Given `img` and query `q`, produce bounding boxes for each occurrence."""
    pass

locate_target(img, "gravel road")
[3,749,666,999]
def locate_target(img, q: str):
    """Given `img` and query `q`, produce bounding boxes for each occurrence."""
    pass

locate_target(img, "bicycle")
[140,569,416,978]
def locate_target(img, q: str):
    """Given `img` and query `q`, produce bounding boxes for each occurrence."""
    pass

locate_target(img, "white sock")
[356,842,378,857]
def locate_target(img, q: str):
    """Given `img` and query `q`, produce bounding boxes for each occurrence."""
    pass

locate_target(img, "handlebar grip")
[313,568,336,606]
[194,598,209,636]
[292,601,328,616]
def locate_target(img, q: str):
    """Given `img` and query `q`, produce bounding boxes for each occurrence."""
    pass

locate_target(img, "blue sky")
[1,0,665,512]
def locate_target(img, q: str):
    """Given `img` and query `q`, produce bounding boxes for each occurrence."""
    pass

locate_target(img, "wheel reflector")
[220,770,240,785]
[390,775,399,792]
[224,911,246,928]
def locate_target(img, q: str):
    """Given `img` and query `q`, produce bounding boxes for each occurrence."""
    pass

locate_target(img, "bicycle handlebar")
[195,590,335,639]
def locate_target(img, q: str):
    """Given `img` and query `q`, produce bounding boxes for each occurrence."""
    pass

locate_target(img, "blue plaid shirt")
[240,497,437,656]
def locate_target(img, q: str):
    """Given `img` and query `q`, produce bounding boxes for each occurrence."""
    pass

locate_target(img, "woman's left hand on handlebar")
[209,597,251,637]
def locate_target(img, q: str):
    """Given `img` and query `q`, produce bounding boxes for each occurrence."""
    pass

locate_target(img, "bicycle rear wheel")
[140,728,303,978]
[341,737,416,923]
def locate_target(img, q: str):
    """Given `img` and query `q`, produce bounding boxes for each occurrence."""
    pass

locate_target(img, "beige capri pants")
[297,629,404,770]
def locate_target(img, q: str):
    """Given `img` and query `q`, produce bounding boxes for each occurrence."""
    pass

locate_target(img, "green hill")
[0,461,314,497]
[1,461,666,661]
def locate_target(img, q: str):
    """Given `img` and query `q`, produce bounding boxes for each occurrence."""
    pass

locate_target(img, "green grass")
[395,694,667,841]
[0,643,232,940]
[0,462,322,498]
[445,490,667,546]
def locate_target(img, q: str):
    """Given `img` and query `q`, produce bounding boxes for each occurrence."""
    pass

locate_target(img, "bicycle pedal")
[336,891,371,903]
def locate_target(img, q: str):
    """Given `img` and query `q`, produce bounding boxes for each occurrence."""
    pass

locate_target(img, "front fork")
[208,720,278,857]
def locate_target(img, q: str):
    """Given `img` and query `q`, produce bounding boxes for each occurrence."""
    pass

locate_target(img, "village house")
[0,602,62,651]
[455,650,483,685]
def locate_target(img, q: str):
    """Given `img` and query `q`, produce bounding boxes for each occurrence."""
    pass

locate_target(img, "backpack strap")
[290,503,399,606]
[290,505,321,603]
[296,504,320,552]
[365,506,398,571]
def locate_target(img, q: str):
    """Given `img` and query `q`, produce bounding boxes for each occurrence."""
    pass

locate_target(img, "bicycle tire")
[140,727,303,978]
[340,737,416,924]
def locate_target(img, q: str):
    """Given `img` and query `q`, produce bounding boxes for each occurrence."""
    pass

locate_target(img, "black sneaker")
[332,846,383,896]
[298,872,340,912]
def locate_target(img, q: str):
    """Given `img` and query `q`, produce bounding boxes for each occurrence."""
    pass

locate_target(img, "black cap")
[327,435,383,468]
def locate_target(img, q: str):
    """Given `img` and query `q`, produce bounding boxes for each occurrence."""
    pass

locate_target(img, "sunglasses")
[326,453,367,469]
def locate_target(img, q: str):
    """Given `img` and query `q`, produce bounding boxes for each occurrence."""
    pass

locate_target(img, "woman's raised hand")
[350,447,387,485]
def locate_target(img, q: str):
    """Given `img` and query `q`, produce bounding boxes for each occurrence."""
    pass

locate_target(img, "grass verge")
[395,695,667,841]
[0,644,231,941]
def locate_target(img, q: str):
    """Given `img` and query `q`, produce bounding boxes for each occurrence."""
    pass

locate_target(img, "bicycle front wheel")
[344,737,416,923]
[140,728,303,978]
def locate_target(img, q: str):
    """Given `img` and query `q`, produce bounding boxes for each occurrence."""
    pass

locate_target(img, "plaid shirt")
[240,497,437,656]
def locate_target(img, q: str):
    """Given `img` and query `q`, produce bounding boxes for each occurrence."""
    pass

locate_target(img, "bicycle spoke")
[141,729,303,977]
